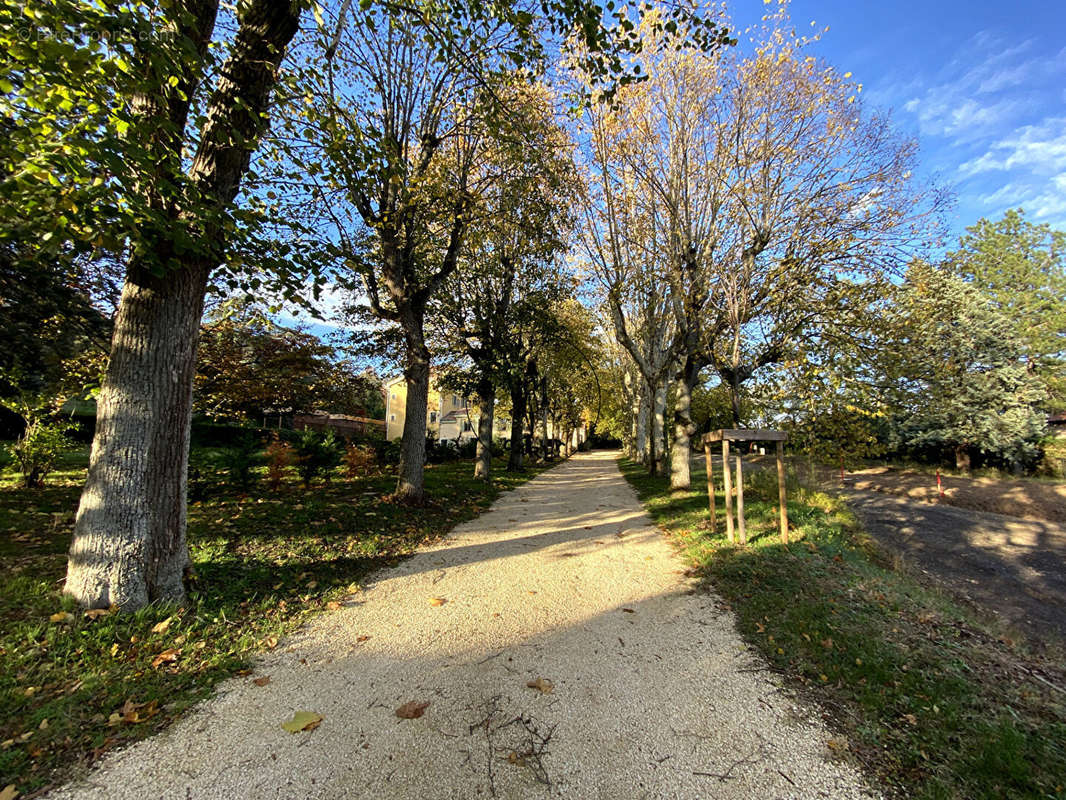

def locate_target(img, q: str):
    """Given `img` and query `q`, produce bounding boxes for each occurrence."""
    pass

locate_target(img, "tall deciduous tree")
[432,79,577,480]
[580,2,940,489]
[62,1,304,610]
[5,0,728,608]
[195,313,380,421]
[278,6,529,503]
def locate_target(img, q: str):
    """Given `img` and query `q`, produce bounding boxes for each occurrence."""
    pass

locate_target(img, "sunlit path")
[50,452,876,800]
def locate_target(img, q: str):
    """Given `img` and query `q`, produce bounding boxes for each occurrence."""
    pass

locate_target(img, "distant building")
[383,375,510,442]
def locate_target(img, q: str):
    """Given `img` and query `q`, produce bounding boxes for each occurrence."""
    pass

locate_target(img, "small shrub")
[218,433,261,492]
[457,437,478,460]
[265,433,295,490]
[343,442,375,478]
[426,436,461,463]
[294,428,342,487]
[7,419,72,488]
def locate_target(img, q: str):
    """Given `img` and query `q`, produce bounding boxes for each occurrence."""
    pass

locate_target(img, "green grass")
[620,458,1066,800]
[0,447,548,795]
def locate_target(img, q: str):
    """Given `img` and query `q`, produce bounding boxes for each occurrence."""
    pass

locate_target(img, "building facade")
[384,375,509,442]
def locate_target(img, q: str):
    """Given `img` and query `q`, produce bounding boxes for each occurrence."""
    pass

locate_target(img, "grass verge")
[0,449,548,797]
[620,458,1066,800]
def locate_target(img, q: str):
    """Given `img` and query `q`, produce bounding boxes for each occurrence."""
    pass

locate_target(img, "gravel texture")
[51,451,879,800]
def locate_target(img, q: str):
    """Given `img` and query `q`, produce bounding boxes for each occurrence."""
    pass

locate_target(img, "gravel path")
[52,451,877,800]
[848,488,1066,645]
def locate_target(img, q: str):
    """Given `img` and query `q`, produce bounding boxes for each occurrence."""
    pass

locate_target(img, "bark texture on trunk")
[729,372,742,427]
[669,361,700,490]
[635,385,649,464]
[67,262,209,608]
[396,334,430,503]
[474,381,495,481]
[507,385,526,471]
[650,382,667,476]
[64,0,302,610]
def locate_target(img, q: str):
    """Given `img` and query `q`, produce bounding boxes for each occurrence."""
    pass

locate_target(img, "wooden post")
[735,452,746,545]
[704,440,715,532]
[722,439,734,544]
[776,439,788,544]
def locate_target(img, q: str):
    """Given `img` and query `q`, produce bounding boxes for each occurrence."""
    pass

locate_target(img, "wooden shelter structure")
[702,429,789,545]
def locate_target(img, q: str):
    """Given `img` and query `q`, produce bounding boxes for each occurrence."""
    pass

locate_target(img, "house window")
[462,421,472,432]
[389,414,396,422]
[430,411,438,423]
[452,396,458,408]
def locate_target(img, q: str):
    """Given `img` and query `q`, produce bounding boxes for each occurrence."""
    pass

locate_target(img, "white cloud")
[897,33,1063,143]
[974,171,1066,227]
[958,117,1066,176]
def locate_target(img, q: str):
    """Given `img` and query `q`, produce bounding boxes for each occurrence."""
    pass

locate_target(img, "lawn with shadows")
[620,458,1066,800]
[0,447,547,796]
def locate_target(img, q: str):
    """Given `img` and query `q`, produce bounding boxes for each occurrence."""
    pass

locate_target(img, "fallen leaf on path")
[0,784,18,800]
[49,612,74,624]
[108,699,159,725]
[326,601,341,611]
[151,648,181,669]
[356,635,371,643]
[264,636,279,649]
[428,597,447,607]
[621,608,635,614]
[151,616,172,635]
[827,736,849,752]
[526,678,554,694]
[755,622,766,633]
[84,608,110,620]
[506,750,527,766]
[395,701,430,719]
[253,676,271,687]
[281,711,323,733]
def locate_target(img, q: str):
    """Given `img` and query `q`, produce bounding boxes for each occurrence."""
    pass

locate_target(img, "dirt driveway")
[847,489,1066,646]
[847,466,1066,524]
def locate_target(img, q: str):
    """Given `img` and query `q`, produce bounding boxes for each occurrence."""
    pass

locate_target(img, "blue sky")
[790,0,1066,241]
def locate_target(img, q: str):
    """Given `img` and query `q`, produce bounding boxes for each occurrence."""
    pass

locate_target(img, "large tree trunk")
[474,379,495,481]
[729,371,743,427]
[537,379,549,461]
[64,0,302,610]
[66,262,209,609]
[635,385,649,464]
[396,326,430,503]
[507,384,526,471]
[669,360,701,490]
[650,381,667,476]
